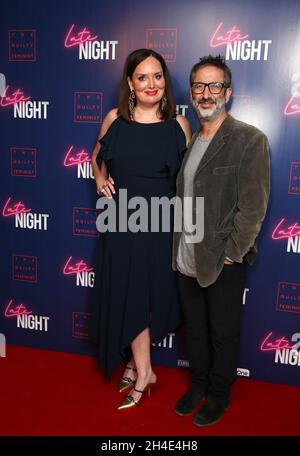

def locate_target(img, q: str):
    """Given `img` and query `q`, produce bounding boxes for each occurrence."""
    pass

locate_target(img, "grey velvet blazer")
[172,114,270,287]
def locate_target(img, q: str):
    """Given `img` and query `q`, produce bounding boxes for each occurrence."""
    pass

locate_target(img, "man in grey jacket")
[173,55,270,426]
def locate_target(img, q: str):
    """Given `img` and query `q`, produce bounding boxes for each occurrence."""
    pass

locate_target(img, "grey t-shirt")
[176,136,211,277]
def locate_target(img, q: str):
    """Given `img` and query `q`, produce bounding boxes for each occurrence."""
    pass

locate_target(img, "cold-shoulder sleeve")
[166,119,187,177]
[96,116,121,169]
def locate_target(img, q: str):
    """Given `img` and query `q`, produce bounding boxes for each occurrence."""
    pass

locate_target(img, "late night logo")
[74,92,102,123]
[243,288,249,305]
[276,282,300,314]
[12,254,37,283]
[9,29,36,61]
[146,28,177,62]
[0,85,49,119]
[284,74,300,116]
[5,298,32,318]
[64,24,118,60]
[272,218,300,254]
[260,331,300,367]
[11,147,37,177]
[4,298,49,332]
[72,312,92,339]
[73,207,99,237]
[176,104,188,116]
[2,197,49,230]
[63,256,95,288]
[64,146,94,179]
[210,22,272,61]
[152,333,175,349]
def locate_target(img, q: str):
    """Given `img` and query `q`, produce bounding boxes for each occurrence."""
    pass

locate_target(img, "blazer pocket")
[213,165,236,175]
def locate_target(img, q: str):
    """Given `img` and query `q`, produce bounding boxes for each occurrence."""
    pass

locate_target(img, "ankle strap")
[133,387,145,394]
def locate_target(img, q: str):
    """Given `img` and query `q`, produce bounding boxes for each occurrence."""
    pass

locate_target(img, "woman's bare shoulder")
[99,108,119,138]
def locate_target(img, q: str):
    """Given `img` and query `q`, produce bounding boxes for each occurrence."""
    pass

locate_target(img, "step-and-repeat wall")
[1,0,300,387]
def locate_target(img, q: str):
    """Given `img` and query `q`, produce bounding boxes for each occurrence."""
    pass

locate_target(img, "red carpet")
[0,344,299,436]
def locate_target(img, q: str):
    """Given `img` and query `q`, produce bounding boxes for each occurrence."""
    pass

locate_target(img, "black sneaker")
[175,387,205,416]
[193,397,229,426]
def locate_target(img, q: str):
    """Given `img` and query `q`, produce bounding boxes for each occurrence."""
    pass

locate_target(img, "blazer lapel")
[194,114,235,178]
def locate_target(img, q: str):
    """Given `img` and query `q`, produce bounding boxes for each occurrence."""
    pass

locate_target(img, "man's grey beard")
[192,97,226,121]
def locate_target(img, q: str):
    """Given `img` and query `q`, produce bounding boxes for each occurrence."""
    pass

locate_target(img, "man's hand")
[224,258,234,265]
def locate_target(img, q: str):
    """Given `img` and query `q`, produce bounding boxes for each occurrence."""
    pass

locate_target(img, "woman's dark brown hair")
[118,48,176,122]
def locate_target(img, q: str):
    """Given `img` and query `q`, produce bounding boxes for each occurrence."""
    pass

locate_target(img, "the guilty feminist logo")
[63,256,95,288]
[146,28,177,62]
[64,24,118,60]
[11,147,37,177]
[2,197,49,230]
[9,29,36,61]
[230,95,253,120]
[13,254,37,283]
[74,92,102,123]
[210,22,272,61]
[289,162,300,195]
[64,146,94,179]
[0,85,49,119]
[72,312,92,339]
[276,282,300,314]
[73,207,99,237]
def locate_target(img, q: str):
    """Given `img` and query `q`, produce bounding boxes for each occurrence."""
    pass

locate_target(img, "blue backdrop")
[1,0,300,387]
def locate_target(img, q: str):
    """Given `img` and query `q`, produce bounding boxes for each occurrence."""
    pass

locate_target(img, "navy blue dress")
[91,116,186,377]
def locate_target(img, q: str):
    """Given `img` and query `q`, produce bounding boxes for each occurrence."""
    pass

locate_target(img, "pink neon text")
[5,299,32,318]
[2,197,32,217]
[210,22,249,48]
[63,256,93,275]
[272,218,300,240]
[260,332,295,352]
[64,24,98,48]
[0,86,31,107]
[64,146,91,167]
[284,96,300,116]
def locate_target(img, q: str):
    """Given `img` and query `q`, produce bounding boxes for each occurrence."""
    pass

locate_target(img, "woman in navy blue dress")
[91,49,191,410]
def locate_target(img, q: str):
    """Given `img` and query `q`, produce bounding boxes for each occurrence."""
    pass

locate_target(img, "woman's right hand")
[97,176,116,198]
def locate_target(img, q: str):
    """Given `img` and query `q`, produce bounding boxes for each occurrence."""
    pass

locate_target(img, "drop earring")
[128,90,136,121]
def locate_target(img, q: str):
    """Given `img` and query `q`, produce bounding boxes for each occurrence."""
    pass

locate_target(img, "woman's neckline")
[132,119,165,125]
